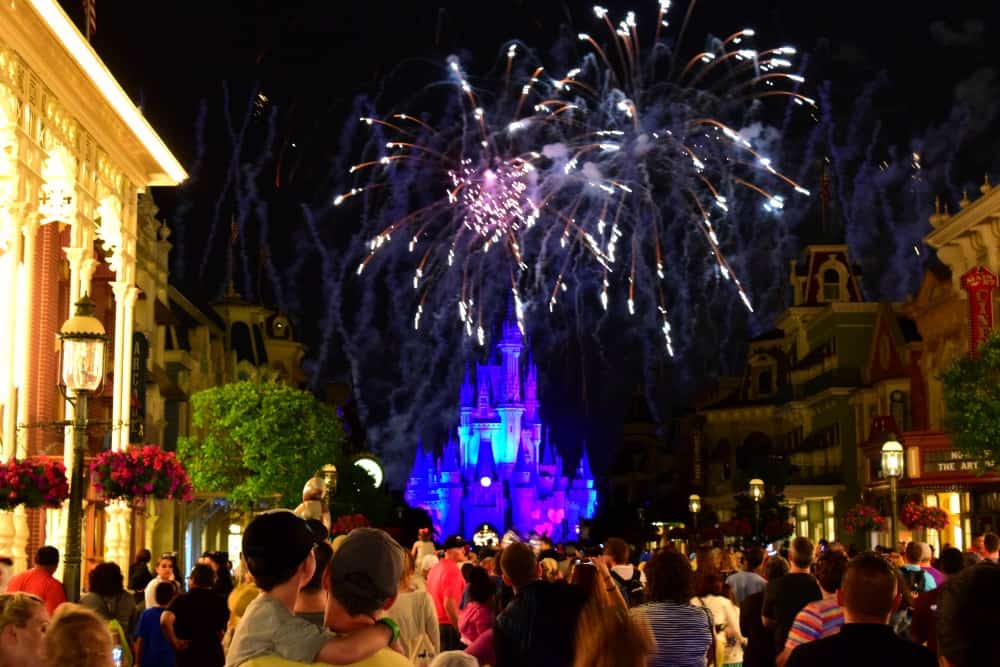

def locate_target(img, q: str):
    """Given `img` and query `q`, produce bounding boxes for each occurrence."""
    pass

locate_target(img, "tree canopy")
[178,381,345,507]
[942,332,1000,466]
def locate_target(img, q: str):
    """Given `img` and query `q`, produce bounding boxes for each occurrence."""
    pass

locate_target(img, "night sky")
[63,0,1000,484]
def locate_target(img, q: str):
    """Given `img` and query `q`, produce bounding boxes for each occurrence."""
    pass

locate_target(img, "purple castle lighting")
[405,310,597,542]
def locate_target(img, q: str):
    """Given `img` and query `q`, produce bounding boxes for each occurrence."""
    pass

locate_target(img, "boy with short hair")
[134,581,177,667]
[225,511,397,667]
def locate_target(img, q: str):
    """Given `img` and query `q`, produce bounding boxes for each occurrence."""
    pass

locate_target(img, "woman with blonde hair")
[387,550,440,658]
[540,557,561,582]
[0,592,48,666]
[44,603,114,667]
[570,557,627,609]
[573,602,653,667]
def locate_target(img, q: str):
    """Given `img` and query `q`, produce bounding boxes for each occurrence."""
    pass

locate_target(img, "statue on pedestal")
[293,476,331,532]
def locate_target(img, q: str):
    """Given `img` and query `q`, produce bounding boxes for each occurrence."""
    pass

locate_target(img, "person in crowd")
[742,555,788,667]
[145,555,180,611]
[44,603,115,667]
[224,514,396,667]
[199,552,234,600]
[540,557,561,583]
[727,546,767,605]
[900,542,937,594]
[294,541,333,628]
[937,561,1000,667]
[414,554,438,593]
[917,543,944,586]
[412,528,437,564]
[785,552,936,667]
[762,537,821,652]
[603,538,644,606]
[426,535,468,651]
[428,651,477,667]
[224,558,259,652]
[910,546,965,653]
[81,562,138,639]
[161,564,229,667]
[983,532,999,562]
[538,537,560,563]
[494,541,587,667]
[134,581,177,667]
[386,550,440,657]
[570,558,626,609]
[630,549,714,667]
[457,566,494,647]
[777,550,848,666]
[0,591,49,665]
[573,603,653,667]
[967,534,985,556]
[692,569,743,667]
[0,557,12,595]
[7,546,65,615]
[129,550,154,597]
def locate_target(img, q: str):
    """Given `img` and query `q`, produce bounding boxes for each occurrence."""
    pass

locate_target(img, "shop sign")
[960,266,998,357]
[922,449,994,474]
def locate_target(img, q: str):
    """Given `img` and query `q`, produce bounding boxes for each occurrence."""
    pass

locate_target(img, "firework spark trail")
[336,3,817,358]
[169,99,208,281]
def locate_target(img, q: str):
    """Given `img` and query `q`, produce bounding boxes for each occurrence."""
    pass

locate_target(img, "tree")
[178,381,345,507]
[943,331,1000,466]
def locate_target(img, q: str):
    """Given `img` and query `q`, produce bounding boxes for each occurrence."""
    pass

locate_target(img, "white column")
[109,280,129,452]
[1,204,22,460]
[104,499,130,568]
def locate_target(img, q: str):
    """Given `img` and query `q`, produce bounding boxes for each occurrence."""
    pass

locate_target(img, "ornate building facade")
[0,0,185,580]
[405,314,597,542]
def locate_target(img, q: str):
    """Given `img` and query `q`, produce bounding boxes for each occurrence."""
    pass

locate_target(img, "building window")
[758,369,773,395]
[890,390,911,431]
[822,268,841,301]
[231,322,255,364]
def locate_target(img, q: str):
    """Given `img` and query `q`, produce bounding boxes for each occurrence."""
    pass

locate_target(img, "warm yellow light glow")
[12,261,26,389]
[25,0,187,185]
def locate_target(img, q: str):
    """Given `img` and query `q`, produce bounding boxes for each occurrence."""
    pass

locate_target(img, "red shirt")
[427,559,465,625]
[7,567,66,614]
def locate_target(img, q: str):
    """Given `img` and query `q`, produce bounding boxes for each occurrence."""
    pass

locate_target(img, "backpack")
[899,567,928,596]
[609,568,645,606]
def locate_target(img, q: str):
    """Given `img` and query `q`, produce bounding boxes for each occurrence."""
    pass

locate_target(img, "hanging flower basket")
[91,445,194,503]
[764,520,795,541]
[901,501,949,530]
[0,457,69,510]
[331,513,370,536]
[843,504,887,535]
[720,518,752,538]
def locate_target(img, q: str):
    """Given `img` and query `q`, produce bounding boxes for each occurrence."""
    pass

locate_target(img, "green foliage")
[330,459,395,527]
[943,331,1000,467]
[178,381,345,507]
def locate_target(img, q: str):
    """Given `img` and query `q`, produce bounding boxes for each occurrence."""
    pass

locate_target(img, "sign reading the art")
[922,449,995,475]
[960,266,998,357]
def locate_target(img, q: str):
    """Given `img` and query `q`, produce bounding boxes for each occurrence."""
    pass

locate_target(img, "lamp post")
[59,296,107,603]
[749,478,765,542]
[321,463,338,505]
[881,438,904,549]
[688,494,701,534]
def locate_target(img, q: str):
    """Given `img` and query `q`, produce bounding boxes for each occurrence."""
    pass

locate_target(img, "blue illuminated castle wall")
[405,314,597,542]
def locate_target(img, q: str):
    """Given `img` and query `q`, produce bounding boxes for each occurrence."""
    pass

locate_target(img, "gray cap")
[328,527,404,614]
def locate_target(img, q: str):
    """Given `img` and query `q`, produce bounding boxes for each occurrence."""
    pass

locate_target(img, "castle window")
[231,322,255,364]
[890,390,911,431]
[822,268,841,301]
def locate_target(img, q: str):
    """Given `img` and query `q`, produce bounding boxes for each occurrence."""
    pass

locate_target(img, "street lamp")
[749,478,765,541]
[58,295,107,602]
[688,494,701,532]
[881,438,904,548]
[321,463,338,504]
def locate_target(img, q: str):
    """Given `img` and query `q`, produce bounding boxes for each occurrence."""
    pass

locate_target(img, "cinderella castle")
[405,313,597,543]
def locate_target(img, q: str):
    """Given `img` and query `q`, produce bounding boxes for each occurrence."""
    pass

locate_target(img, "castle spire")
[441,436,461,473]
[576,442,593,480]
[514,434,534,474]
[474,438,497,482]
[460,364,474,408]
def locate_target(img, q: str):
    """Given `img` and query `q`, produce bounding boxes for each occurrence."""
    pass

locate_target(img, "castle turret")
[405,440,430,508]
[567,444,598,538]
[524,352,539,423]
[437,437,464,536]
[476,363,492,411]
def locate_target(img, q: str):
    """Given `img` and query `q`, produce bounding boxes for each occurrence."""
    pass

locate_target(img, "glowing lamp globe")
[353,456,384,488]
[688,494,701,514]
[480,476,492,488]
[59,296,107,392]
[881,439,904,479]
[749,478,765,502]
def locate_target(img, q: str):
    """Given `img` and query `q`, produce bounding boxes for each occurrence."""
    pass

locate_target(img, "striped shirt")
[631,601,713,667]
[784,597,844,650]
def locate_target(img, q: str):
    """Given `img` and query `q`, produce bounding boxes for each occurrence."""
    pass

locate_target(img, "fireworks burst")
[337,1,813,356]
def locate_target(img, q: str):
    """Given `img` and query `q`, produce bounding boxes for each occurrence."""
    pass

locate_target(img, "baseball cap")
[443,534,467,550]
[242,510,317,580]
[328,528,404,615]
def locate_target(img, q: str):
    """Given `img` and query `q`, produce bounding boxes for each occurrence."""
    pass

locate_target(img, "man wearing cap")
[226,511,398,667]
[427,534,468,651]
